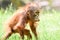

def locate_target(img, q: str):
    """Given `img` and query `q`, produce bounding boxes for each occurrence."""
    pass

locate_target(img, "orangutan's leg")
[24,29,32,40]
[2,26,12,40]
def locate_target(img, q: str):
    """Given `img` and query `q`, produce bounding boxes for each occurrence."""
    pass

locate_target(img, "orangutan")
[2,2,40,40]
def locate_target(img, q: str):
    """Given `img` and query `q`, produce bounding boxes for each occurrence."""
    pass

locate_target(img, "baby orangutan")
[2,3,40,40]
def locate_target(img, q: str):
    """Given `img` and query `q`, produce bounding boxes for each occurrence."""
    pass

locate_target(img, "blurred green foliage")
[10,0,25,8]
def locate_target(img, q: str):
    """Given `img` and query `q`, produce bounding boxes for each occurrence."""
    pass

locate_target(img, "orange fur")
[3,3,40,40]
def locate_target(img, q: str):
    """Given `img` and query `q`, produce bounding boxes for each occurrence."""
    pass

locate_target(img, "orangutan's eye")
[35,11,40,16]
[35,11,40,14]
[35,11,39,13]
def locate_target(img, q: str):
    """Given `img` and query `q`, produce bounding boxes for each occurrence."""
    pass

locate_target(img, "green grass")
[0,8,60,40]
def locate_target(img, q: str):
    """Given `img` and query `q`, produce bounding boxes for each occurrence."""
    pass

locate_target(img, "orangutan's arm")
[13,15,26,31]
